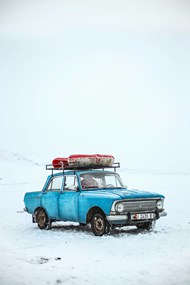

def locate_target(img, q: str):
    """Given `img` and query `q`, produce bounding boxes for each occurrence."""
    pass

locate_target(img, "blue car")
[23,163,167,236]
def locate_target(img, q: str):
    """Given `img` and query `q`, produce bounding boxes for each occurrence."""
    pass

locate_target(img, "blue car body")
[24,167,167,236]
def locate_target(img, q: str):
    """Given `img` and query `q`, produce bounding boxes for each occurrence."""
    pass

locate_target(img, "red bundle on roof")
[52,157,69,169]
[68,154,115,167]
[52,154,115,168]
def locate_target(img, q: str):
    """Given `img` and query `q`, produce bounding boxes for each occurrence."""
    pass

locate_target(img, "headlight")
[156,200,163,210]
[115,203,124,213]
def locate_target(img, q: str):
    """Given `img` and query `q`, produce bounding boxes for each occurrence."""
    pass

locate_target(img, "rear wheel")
[91,212,106,236]
[36,209,48,229]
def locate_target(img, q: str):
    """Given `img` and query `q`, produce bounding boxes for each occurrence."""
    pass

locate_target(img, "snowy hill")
[0,150,190,285]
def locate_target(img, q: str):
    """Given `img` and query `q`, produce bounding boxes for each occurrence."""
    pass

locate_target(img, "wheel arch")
[86,206,106,224]
[33,206,48,222]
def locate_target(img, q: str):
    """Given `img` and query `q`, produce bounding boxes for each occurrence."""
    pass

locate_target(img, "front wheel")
[91,212,106,236]
[136,220,156,231]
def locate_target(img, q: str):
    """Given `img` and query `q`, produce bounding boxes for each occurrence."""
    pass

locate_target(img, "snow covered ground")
[0,152,190,285]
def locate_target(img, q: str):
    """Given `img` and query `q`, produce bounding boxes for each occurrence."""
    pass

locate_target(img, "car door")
[41,175,63,219]
[59,174,79,222]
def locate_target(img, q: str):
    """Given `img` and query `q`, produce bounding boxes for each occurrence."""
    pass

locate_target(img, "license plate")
[134,213,155,220]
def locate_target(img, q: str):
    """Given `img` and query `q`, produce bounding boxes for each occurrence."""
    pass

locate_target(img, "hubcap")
[94,217,104,231]
[38,212,46,226]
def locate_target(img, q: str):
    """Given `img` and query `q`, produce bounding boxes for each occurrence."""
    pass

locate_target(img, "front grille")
[122,200,156,213]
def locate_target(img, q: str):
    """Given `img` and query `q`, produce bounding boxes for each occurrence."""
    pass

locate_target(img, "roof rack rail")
[46,162,120,173]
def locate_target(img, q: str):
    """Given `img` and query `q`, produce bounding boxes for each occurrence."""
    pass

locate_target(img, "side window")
[47,176,63,192]
[64,175,78,191]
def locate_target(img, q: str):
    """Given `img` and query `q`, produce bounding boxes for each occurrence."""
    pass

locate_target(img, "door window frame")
[63,174,79,192]
[45,175,64,192]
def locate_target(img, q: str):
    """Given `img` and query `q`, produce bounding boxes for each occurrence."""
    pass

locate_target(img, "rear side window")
[47,176,63,192]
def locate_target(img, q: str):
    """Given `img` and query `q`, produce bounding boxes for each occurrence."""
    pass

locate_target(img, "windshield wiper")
[99,186,123,189]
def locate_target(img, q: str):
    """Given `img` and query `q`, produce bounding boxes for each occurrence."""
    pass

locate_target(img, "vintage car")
[23,160,167,236]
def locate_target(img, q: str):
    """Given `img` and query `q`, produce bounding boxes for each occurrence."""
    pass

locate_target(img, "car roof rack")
[46,162,120,174]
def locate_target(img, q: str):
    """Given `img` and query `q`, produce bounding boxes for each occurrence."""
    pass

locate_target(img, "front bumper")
[107,215,127,223]
[158,210,167,217]
[106,210,167,225]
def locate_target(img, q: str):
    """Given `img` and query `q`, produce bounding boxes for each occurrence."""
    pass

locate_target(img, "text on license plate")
[134,213,155,220]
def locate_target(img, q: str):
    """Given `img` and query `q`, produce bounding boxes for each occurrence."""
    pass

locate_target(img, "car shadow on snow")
[49,222,156,237]
[50,223,92,235]
[111,227,158,237]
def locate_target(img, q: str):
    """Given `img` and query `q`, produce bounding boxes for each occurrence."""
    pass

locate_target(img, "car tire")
[91,212,106,236]
[36,209,48,229]
[105,221,111,234]
[136,220,156,231]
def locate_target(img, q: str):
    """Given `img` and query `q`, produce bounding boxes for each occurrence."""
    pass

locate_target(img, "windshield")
[80,172,124,190]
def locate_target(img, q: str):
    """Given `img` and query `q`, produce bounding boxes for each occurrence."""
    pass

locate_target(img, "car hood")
[88,188,165,199]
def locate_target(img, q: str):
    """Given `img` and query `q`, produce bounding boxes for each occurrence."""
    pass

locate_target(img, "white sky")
[0,0,190,172]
